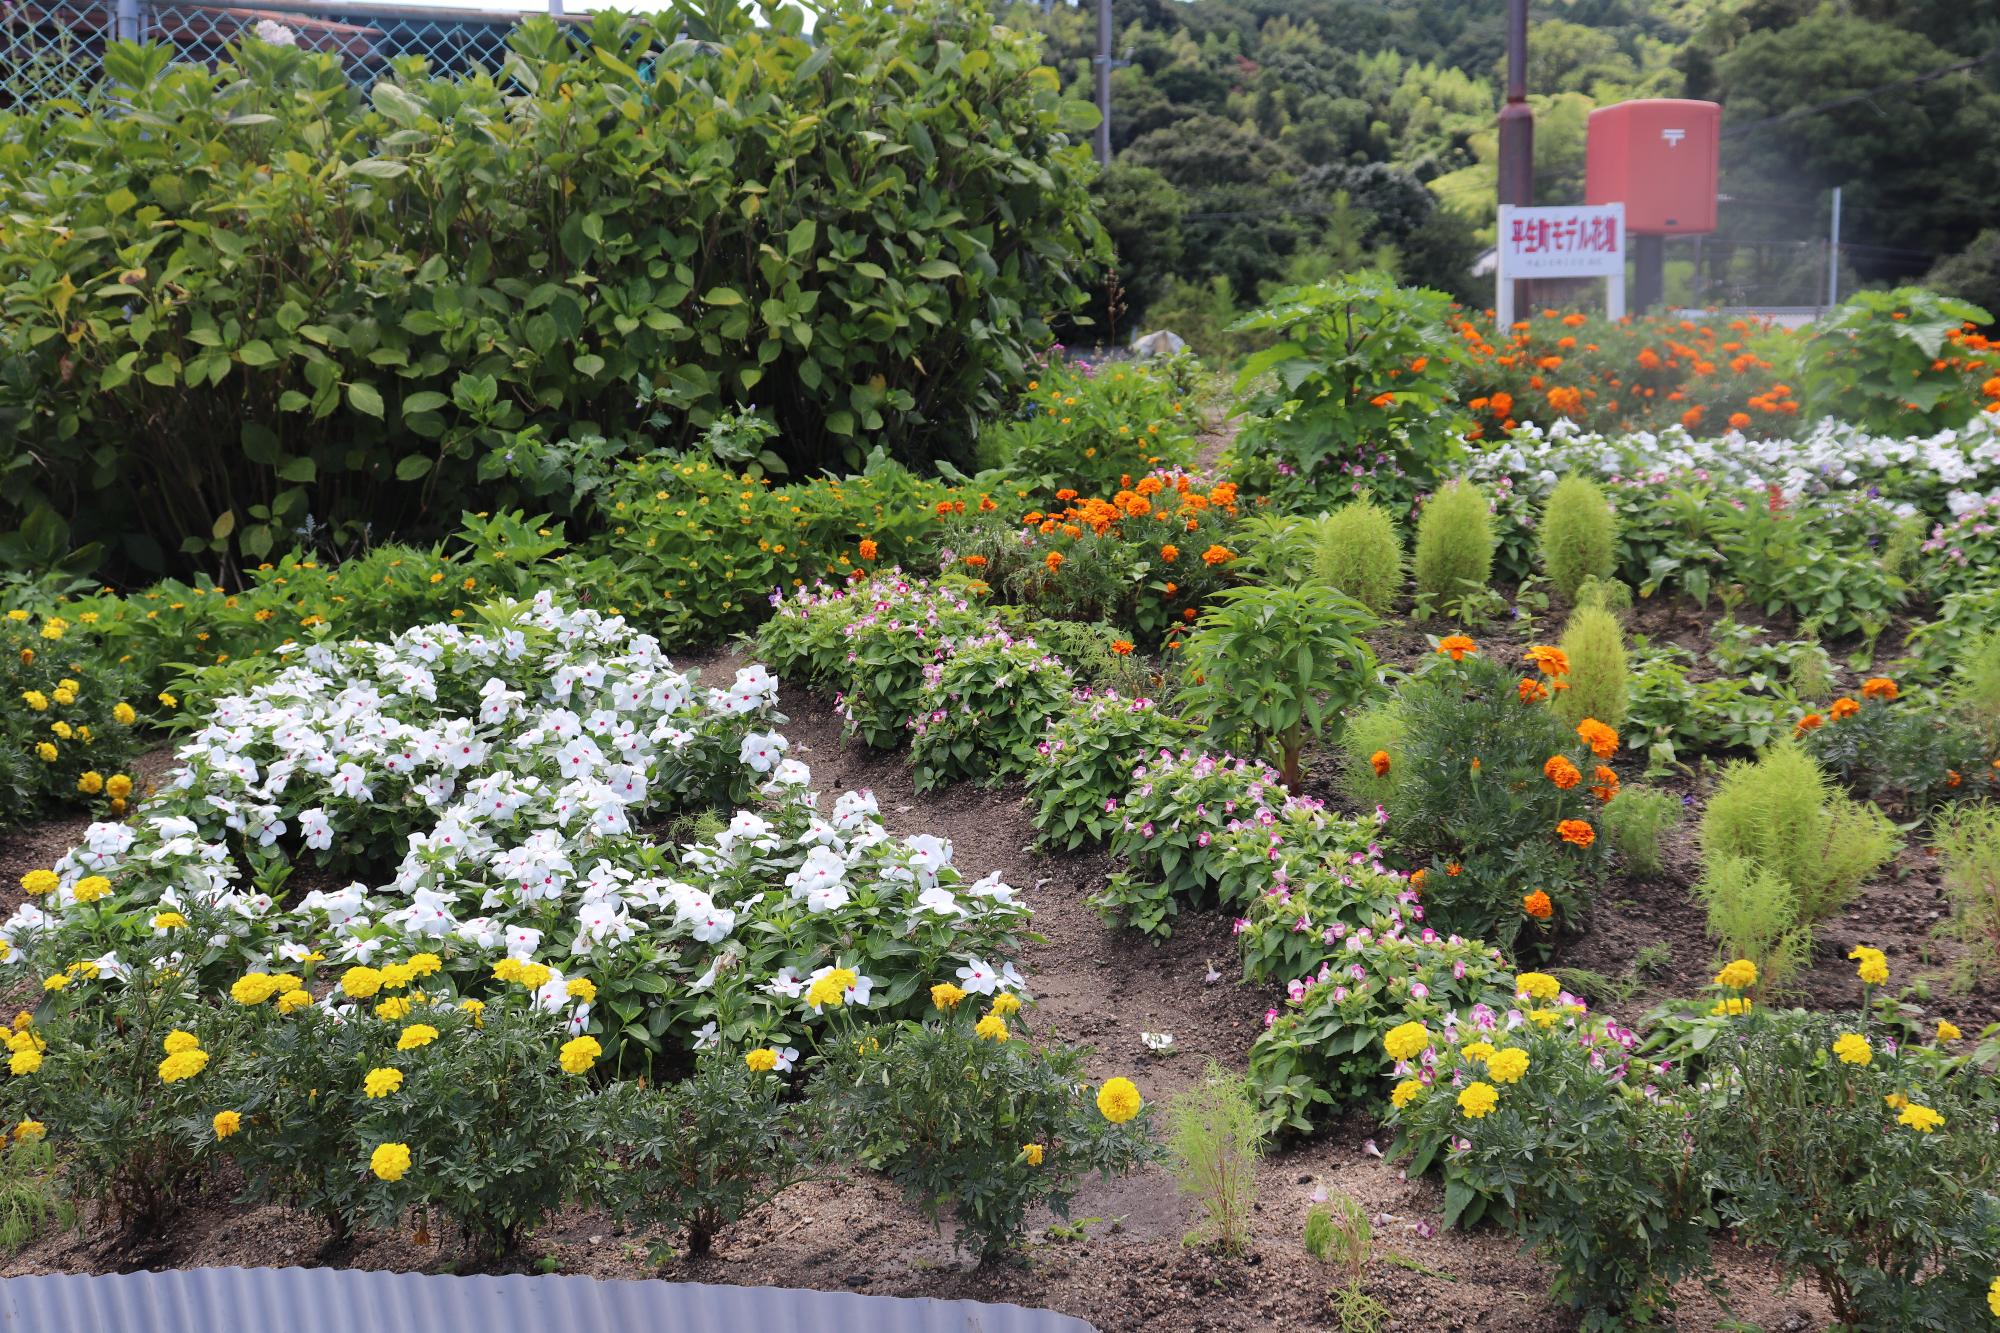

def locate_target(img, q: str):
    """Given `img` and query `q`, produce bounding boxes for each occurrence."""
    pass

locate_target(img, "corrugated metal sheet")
[0,1266,1098,1333]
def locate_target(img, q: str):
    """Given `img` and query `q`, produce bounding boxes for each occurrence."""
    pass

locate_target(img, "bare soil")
[5,604,1988,1331]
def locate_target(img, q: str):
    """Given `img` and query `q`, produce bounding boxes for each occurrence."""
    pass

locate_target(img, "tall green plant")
[1552,605,1629,732]
[1539,475,1617,600]
[1413,480,1495,612]
[1698,741,1898,923]
[0,4,1106,574]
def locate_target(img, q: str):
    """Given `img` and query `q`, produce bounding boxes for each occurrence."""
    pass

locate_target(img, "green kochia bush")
[1539,476,1618,600]
[1314,500,1406,614]
[1413,481,1494,608]
[0,4,1106,574]
[1698,741,1898,924]
[1552,605,1629,732]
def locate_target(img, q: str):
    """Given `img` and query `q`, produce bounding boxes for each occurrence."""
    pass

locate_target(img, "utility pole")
[1496,0,1532,318]
[1826,185,1843,310]
[1094,0,1112,166]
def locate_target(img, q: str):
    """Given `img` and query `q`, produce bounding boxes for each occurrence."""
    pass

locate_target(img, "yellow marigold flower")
[1096,1076,1142,1124]
[340,965,384,999]
[76,770,104,795]
[1897,1103,1944,1133]
[20,690,46,711]
[106,773,132,799]
[70,875,111,903]
[1460,1040,1495,1063]
[1709,998,1753,1017]
[230,973,280,1005]
[49,688,74,707]
[49,720,72,740]
[459,998,486,1026]
[163,1030,200,1054]
[1988,1275,2000,1317]
[40,974,67,992]
[9,1049,42,1076]
[1714,959,1758,990]
[158,692,177,709]
[1885,1091,1909,1111]
[1383,1021,1431,1063]
[3,610,23,622]
[158,1049,209,1083]
[375,997,412,1022]
[745,1047,779,1072]
[1526,1008,1564,1028]
[1938,1020,1963,1043]
[1833,1032,1872,1066]
[363,1067,404,1099]
[213,1110,242,1140]
[930,982,967,1010]
[34,742,56,763]
[514,962,552,991]
[990,992,1022,1018]
[18,869,57,896]
[805,967,858,1009]
[397,1024,440,1051]
[491,958,523,984]
[1486,1048,1531,1084]
[113,702,136,726]
[4,1031,38,1055]
[1457,1080,1499,1118]
[14,1120,45,1143]
[558,1035,601,1075]
[1513,972,1561,1003]
[277,990,311,1015]
[565,977,597,1002]
[1848,945,1889,987]
[1390,1079,1424,1109]
[370,1142,412,1182]
[39,620,64,641]
[1024,1143,1045,1166]
[975,1014,1010,1042]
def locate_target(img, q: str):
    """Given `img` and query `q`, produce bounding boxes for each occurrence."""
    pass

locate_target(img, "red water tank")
[1586,99,1721,235]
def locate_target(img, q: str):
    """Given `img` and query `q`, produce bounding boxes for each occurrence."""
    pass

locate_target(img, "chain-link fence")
[2,0,529,106]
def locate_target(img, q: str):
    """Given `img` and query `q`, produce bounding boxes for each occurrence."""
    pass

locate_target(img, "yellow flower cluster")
[805,967,858,1009]
[363,1067,404,1098]
[1713,959,1758,990]
[370,1141,412,1182]
[1382,1021,1430,1063]
[1847,945,1889,987]
[1832,1032,1872,1066]
[559,1035,601,1075]
[158,1028,211,1083]
[744,1047,779,1072]
[1457,1081,1499,1118]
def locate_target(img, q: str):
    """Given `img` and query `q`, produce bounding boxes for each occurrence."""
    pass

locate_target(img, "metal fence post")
[115,0,142,43]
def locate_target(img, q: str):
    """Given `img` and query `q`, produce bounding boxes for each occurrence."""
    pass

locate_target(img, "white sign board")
[1496,203,1626,328]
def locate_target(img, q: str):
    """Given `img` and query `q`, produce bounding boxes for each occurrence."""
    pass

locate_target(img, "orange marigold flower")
[1182,607,1198,621]
[1044,551,1064,573]
[1523,645,1570,677]
[1557,819,1596,849]
[1681,406,1704,429]
[1437,635,1478,661]
[1522,890,1554,920]
[1860,677,1898,701]
[1543,755,1582,790]
[1445,862,1463,877]
[1409,868,1427,888]
[1160,544,1179,563]
[1111,640,1134,656]
[1200,545,1234,566]
[934,501,954,516]
[1518,677,1549,704]
[1370,392,1396,408]
[1948,769,1963,788]
[1795,712,1825,736]
[1575,718,1619,758]
[1828,696,1859,720]
[1164,581,1178,597]
[1590,764,1620,802]
[1370,750,1391,778]
[857,539,879,561]
[963,554,988,569]
[1489,392,1514,415]
[1728,412,1751,430]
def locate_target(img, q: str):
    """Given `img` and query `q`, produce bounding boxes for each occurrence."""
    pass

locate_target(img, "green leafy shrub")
[1695,856,1810,992]
[0,615,148,826]
[1800,678,1988,815]
[1719,495,1906,644]
[1599,785,1681,877]
[910,632,1076,791]
[1936,804,2000,986]
[1700,1002,2000,1329]
[1025,691,1196,852]
[1387,1009,1713,1329]
[1177,583,1381,786]
[1953,628,2000,745]
[1226,272,1463,515]
[1165,1065,1264,1254]
[976,357,1198,493]
[1698,741,1899,924]
[1802,286,1994,434]
[595,1055,810,1260]
[1242,501,1406,615]
[1551,605,1629,732]
[1247,935,1512,1134]
[1372,643,1610,948]
[1539,476,1618,601]
[1234,860,1411,988]
[592,455,951,638]
[0,5,1105,572]
[812,994,1158,1262]
[1412,481,1495,614]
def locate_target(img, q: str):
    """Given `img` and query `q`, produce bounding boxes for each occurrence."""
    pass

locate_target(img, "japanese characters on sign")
[1499,204,1625,278]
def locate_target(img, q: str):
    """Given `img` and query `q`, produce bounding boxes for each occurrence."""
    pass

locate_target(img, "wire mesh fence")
[1,0,528,104]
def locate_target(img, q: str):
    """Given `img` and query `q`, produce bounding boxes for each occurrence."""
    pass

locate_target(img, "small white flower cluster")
[3,595,1028,1048]
[1466,413,2000,514]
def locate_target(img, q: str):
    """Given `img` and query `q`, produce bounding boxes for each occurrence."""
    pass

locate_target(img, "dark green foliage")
[0,3,1105,574]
